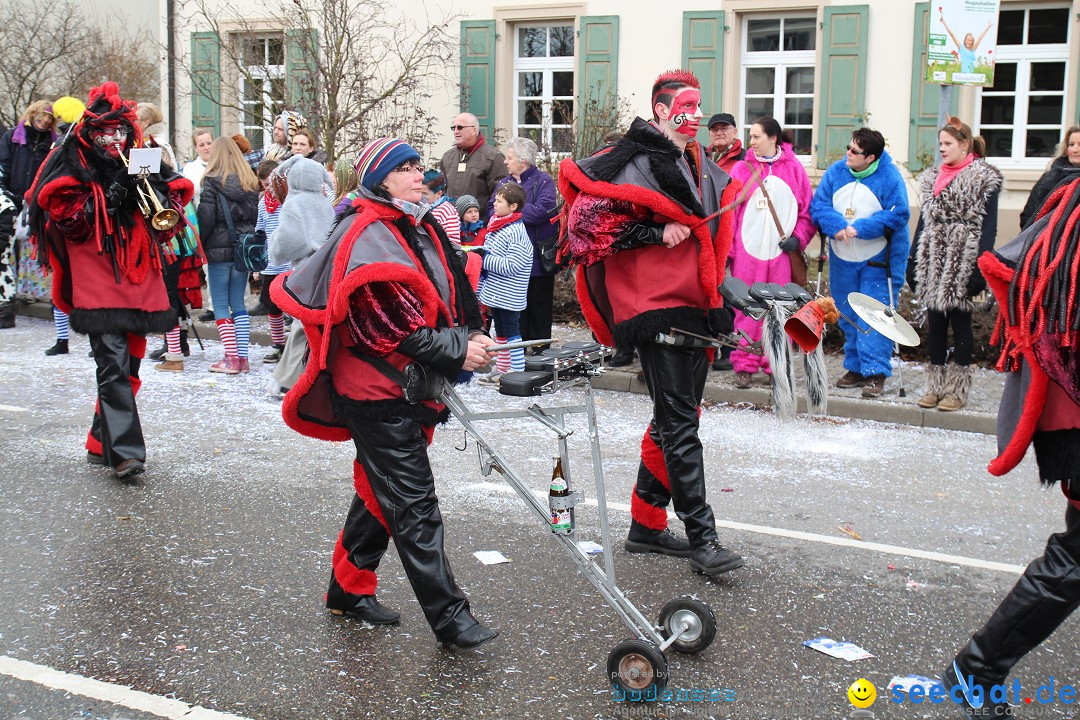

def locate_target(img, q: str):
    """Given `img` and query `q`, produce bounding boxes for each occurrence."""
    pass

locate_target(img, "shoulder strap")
[756,176,787,242]
[218,192,237,241]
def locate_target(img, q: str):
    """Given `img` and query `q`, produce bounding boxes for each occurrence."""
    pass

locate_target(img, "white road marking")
[0,655,253,720]
[467,481,1027,574]
[0,404,28,412]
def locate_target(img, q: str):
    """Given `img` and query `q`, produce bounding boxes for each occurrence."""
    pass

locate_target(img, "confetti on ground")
[473,550,510,565]
[836,523,863,541]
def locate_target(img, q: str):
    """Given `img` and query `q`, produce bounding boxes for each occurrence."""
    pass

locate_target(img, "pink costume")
[728,142,814,374]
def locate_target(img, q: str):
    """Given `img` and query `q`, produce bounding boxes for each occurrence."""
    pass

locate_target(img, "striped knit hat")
[353,138,421,190]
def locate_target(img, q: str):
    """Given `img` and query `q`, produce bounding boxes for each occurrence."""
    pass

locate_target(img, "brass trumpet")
[115,144,180,231]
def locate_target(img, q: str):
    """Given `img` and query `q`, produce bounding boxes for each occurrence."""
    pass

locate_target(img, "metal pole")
[934,84,954,168]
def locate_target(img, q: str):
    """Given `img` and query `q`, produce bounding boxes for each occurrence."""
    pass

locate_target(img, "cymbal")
[847,292,921,347]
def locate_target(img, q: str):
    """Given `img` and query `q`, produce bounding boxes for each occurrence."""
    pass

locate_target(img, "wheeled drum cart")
[442,341,717,696]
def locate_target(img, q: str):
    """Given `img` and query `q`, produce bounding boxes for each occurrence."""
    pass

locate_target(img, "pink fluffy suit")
[728,142,815,374]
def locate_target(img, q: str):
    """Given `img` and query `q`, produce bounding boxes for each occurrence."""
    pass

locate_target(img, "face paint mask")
[90,125,130,158]
[668,88,702,137]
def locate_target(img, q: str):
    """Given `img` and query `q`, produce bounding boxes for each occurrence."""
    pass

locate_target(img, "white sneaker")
[476,372,502,386]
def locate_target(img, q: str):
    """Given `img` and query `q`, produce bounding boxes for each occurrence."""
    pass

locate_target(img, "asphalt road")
[0,318,1075,720]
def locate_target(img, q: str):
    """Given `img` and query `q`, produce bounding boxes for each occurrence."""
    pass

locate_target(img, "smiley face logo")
[847,678,876,708]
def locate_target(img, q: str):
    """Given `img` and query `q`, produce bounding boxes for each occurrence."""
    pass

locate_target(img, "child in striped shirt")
[476,183,532,382]
[255,160,288,362]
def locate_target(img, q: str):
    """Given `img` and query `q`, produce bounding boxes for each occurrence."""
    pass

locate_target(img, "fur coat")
[913,159,1002,312]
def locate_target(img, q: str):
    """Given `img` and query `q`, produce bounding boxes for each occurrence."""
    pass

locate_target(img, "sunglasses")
[450,125,477,131]
[391,161,424,174]
[845,145,868,156]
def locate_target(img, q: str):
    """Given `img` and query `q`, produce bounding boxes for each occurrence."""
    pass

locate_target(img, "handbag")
[757,176,808,286]
[220,194,267,273]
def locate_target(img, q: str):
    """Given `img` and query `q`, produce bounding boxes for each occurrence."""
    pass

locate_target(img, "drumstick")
[486,338,557,352]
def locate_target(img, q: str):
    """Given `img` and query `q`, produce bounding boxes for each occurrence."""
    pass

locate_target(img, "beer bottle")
[549,457,572,534]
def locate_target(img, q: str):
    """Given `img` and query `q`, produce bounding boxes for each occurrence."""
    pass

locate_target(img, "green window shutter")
[460,20,496,139]
[578,16,619,152]
[682,11,725,147]
[816,5,868,169]
[909,2,958,170]
[191,31,221,136]
[286,29,318,113]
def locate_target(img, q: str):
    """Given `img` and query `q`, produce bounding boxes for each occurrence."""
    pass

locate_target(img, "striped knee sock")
[233,313,250,359]
[53,307,69,340]
[216,318,237,358]
[508,334,524,372]
[495,336,510,374]
[166,326,181,354]
[268,313,286,346]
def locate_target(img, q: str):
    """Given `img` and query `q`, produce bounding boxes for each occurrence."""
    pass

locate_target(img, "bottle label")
[550,508,572,533]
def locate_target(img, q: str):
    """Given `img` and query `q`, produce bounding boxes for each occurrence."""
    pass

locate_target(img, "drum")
[498,370,554,397]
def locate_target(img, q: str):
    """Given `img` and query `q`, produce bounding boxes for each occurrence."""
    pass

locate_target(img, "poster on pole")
[926,0,1000,86]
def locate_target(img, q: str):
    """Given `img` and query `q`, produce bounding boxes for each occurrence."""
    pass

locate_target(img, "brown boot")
[861,374,886,398]
[836,370,865,388]
[154,352,184,373]
[936,363,972,411]
[734,371,752,389]
[917,364,946,408]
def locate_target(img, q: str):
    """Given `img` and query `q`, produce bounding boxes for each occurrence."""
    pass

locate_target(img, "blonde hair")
[191,127,213,145]
[941,116,986,158]
[136,103,163,129]
[204,137,259,192]
[332,163,358,206]
[1057,125,1080,160]
[20,100,53,126]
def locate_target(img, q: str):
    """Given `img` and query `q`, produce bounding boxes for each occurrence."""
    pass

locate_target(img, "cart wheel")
[607,638,668,698]
[658,596,716,654]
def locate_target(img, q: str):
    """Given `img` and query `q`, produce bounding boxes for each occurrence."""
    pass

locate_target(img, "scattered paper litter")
[836,523,863,541]
[473,550,510,565]
[803,636,874,661]
[0,404,28,412]
[888,675,941,694]
[576,540,604,555]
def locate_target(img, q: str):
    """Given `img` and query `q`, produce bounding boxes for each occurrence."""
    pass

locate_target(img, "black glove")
[473,247,487,260]
[105,168,134,213]
[778,236,799,253]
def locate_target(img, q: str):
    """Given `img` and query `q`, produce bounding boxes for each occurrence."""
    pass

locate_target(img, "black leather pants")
[343,416,476,642]
[633,342,718,546]
[957,503,1080,682]
[88,333,145,466]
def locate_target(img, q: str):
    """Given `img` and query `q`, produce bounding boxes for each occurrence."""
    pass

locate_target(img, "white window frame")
[974,4,1070,169]
[238,35,285,152]
[739,14,816,162]
[512,21,575,156]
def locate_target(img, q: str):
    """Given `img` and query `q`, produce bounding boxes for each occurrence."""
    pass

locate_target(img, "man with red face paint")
[27,82,193,480]
[559,69,745,576]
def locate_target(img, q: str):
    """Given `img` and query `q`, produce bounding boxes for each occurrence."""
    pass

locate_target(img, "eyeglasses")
[845,145,868,156]
[450,125,477,131]
[391,161,424,174]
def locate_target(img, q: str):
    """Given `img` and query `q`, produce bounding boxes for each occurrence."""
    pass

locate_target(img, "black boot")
[149,345,167,361]
[688,539,745,576]
[610,346,635,367]
[45,339,69,356]
[0,301,14,329]
[326,578,400,625]
[443,623,499,649]
[179,329,190,357]
[625,521,691,557]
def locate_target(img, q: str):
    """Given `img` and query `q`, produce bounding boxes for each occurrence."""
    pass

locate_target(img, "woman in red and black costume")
[943,176,1080,713]
[271,138,499,649]
[27,81,193,480]
[559,69,745,577]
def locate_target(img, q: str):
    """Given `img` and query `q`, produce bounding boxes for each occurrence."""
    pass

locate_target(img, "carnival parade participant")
[727,116,815,389]
[809,127,910,398]
[943,175,1080,716]
[26,81,193,479]
[560,69,745,576]
[271,137,499,648]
